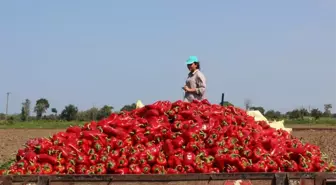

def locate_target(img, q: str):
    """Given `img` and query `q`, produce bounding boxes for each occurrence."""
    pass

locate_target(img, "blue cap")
[186,56,198,64]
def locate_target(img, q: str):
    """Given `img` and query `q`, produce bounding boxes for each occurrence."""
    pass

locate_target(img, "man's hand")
[184,85,195,93]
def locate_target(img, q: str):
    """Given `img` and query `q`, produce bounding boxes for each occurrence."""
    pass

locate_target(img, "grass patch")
[0,159,15,170]
[0,120,85,129]
[284,117,336,125]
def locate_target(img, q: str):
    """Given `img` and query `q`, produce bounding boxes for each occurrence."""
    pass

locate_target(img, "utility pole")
[5,92,11,121]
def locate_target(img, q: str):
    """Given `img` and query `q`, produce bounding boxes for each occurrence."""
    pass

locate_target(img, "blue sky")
[0,0,335,114]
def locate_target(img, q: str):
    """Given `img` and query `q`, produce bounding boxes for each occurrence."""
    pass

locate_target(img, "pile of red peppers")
[1,99,335,175]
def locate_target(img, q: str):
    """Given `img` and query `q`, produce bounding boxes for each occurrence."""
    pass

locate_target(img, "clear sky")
[0,0,335,114]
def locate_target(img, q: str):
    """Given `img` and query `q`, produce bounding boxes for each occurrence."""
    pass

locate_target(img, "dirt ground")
[0,129,335,165]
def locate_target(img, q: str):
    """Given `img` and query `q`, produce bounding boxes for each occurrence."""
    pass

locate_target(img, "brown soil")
[0,129,62,163]
[0,129,335,166]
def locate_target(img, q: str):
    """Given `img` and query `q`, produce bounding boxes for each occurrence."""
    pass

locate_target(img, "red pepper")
[65,164,75,174]
[135,143,146,152]
[313,158,327,171]
[82,121,98,131]
[174,148,185,159]
[66,141,81,154]
[252,160,269,172]
[185,141,200,152]
[226,165,239,173]
[197,149,210,158]
[183,152,195,166]
[183,130,200,143]
[54,164,66,174]
[209,167,220,173]
[58,146,73,159]
[89,153,99,165]
[126,153,137,163]
[241,147,252,159]
[226,153,240,165]
[265,157,278,171]
[146,152,157,165]
[26,162,38,173]
[115,168,129,174]
[298,159,314,172]
[80,142,91,155]
[172,121,185,131]
[141,163,151,174]
[66,126,81,135]
[162,139,175,156]
[205,155,215,167]
[184,165,195,173]
[129,164,142,174]
[195,161,209,173]
[226,137,238,149]
[81,131,108,141]
[75,164,88,174]
[99,153,111,164]
[93,140,105,153]
[215,154,226,172]
[237,157,252,171]
[109,149,120,160]
[152,164,166,174]
[34,139,53,154]
[41,163,53,174]
[167,168,179,174]
[37,154,58,165]
[132,133,148,144]
[16,159,28,169]
[144,109,160,118]
[76,152,90,166]
[16,149,25,161]
[179,110,194,120]
[252,147,265,162]
[156,152,167,166]
[95,164,107,174]
[117,155,129,168]
[206,137,215,148]
[168,155,182,168]
[106,159,117,172]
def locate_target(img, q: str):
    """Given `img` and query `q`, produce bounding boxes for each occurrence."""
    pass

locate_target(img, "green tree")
[286,109,300,119]
[20,107,26,121]
[76,111,89,121]
[220,101,234,106]
[0,113,5,120]
[20,99,31,121]
[311,108,323,120]
[51,108,57,115]
[265,110,282,120]
[97,105,113,120]
[60,104,78,121]
[87,107,99,120]
[34,98,50,119]
[299,108,309,119]
[120,103,136,112]
[249,106,265,115]
[323,104,332,117]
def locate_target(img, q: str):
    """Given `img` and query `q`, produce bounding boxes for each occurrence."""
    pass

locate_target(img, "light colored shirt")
[183,69,206,102]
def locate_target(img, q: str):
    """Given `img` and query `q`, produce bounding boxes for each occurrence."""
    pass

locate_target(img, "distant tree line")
[0,98,334,122]
[0,98,136,122]
[239,100,334,121]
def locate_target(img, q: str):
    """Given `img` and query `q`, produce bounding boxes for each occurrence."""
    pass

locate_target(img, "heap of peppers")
[1,99,335,175]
